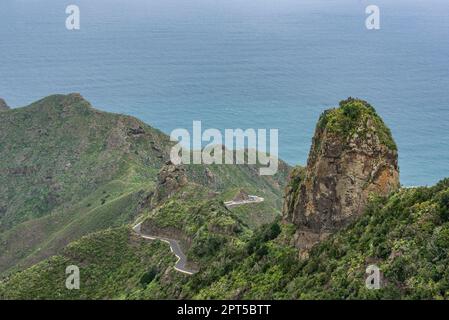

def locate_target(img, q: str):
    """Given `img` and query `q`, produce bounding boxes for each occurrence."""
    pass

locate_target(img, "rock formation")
[283,98,400,254]
[233,189,250,202]
[153,160,188,204]
[0,98,10,111]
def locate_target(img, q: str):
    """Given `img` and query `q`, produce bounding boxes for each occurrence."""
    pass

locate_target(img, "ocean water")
[0,0,448,186]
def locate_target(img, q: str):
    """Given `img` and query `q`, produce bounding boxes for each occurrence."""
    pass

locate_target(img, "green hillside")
[190,179,449,300]
[0,94,289,276]
[2,94,448,300]
[0,227,175,299]
[2,179,448,299]
[0,94,171,274]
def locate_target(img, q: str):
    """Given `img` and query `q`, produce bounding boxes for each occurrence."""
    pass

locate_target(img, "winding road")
[132,222,197,275]
[132,195,264,275]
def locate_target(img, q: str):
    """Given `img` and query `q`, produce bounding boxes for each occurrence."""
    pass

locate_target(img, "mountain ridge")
[1,95,448,300]
[0,94,288,276]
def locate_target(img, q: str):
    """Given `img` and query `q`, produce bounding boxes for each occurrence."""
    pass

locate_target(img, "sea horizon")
[1,0,448,186]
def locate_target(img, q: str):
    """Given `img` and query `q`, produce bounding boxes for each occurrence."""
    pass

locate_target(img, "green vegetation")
[0,94,288,277]
[0,94,170,275]
[185,179,449,299]
[0,227,175,299]
[283,166,305,215]
[317,97,397,151]
[185,157,290,220]
[140,184,251,267]
[2,94,448,300]
[6,178,448,300]
[0,94,168,230]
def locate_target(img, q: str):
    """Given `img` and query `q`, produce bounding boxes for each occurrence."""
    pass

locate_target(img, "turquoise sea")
[1,0,448,186]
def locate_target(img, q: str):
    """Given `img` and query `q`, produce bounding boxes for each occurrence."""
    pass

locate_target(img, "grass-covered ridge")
[0,94,289,276]
[0,93,171,232]
[0,94,170,274]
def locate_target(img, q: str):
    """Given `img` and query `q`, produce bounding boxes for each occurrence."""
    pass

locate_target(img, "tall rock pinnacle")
[283,98,400,254]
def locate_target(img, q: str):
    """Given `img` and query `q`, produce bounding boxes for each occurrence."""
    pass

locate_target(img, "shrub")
[341,101,362,120]
[437,190,449,222]
[140,267,158,286]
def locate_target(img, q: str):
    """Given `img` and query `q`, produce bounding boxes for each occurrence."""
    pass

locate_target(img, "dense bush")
[247,221,281,255]
[140,267,159,286]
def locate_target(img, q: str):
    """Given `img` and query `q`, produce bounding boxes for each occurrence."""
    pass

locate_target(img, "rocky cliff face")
[283,98,400,253]
[0,98,10,111]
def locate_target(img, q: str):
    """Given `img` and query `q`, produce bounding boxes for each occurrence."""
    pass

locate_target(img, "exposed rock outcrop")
[153,160,188,204]
[232,189,250,202]
[0,98,10,111]
[283,98,400,254]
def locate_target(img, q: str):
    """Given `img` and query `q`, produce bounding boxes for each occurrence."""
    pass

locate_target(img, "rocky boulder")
[283,98,400,253]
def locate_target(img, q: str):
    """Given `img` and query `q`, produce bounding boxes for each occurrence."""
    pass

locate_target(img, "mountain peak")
[283,98,400,255]
[28,93,92,113]
[316,97,397,151]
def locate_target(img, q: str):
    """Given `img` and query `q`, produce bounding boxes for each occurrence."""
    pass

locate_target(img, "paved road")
[132,222,197,275]
[132,195,263,274]
[224,195,264,209]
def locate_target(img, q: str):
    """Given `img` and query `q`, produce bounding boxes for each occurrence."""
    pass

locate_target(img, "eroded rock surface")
[153,161,188,204]
[283,98,400,253]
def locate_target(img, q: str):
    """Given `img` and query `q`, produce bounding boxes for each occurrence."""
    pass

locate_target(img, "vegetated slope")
[3,179,448,299]
[0,182,255,300]
[139,183,253,272]
[1,96,449,300]
[185,159,291,229]
[0,94,289,275]
[192,179,449,299]
[0,227,176,299]
[0,94,171,231]
[0,94,171,274]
